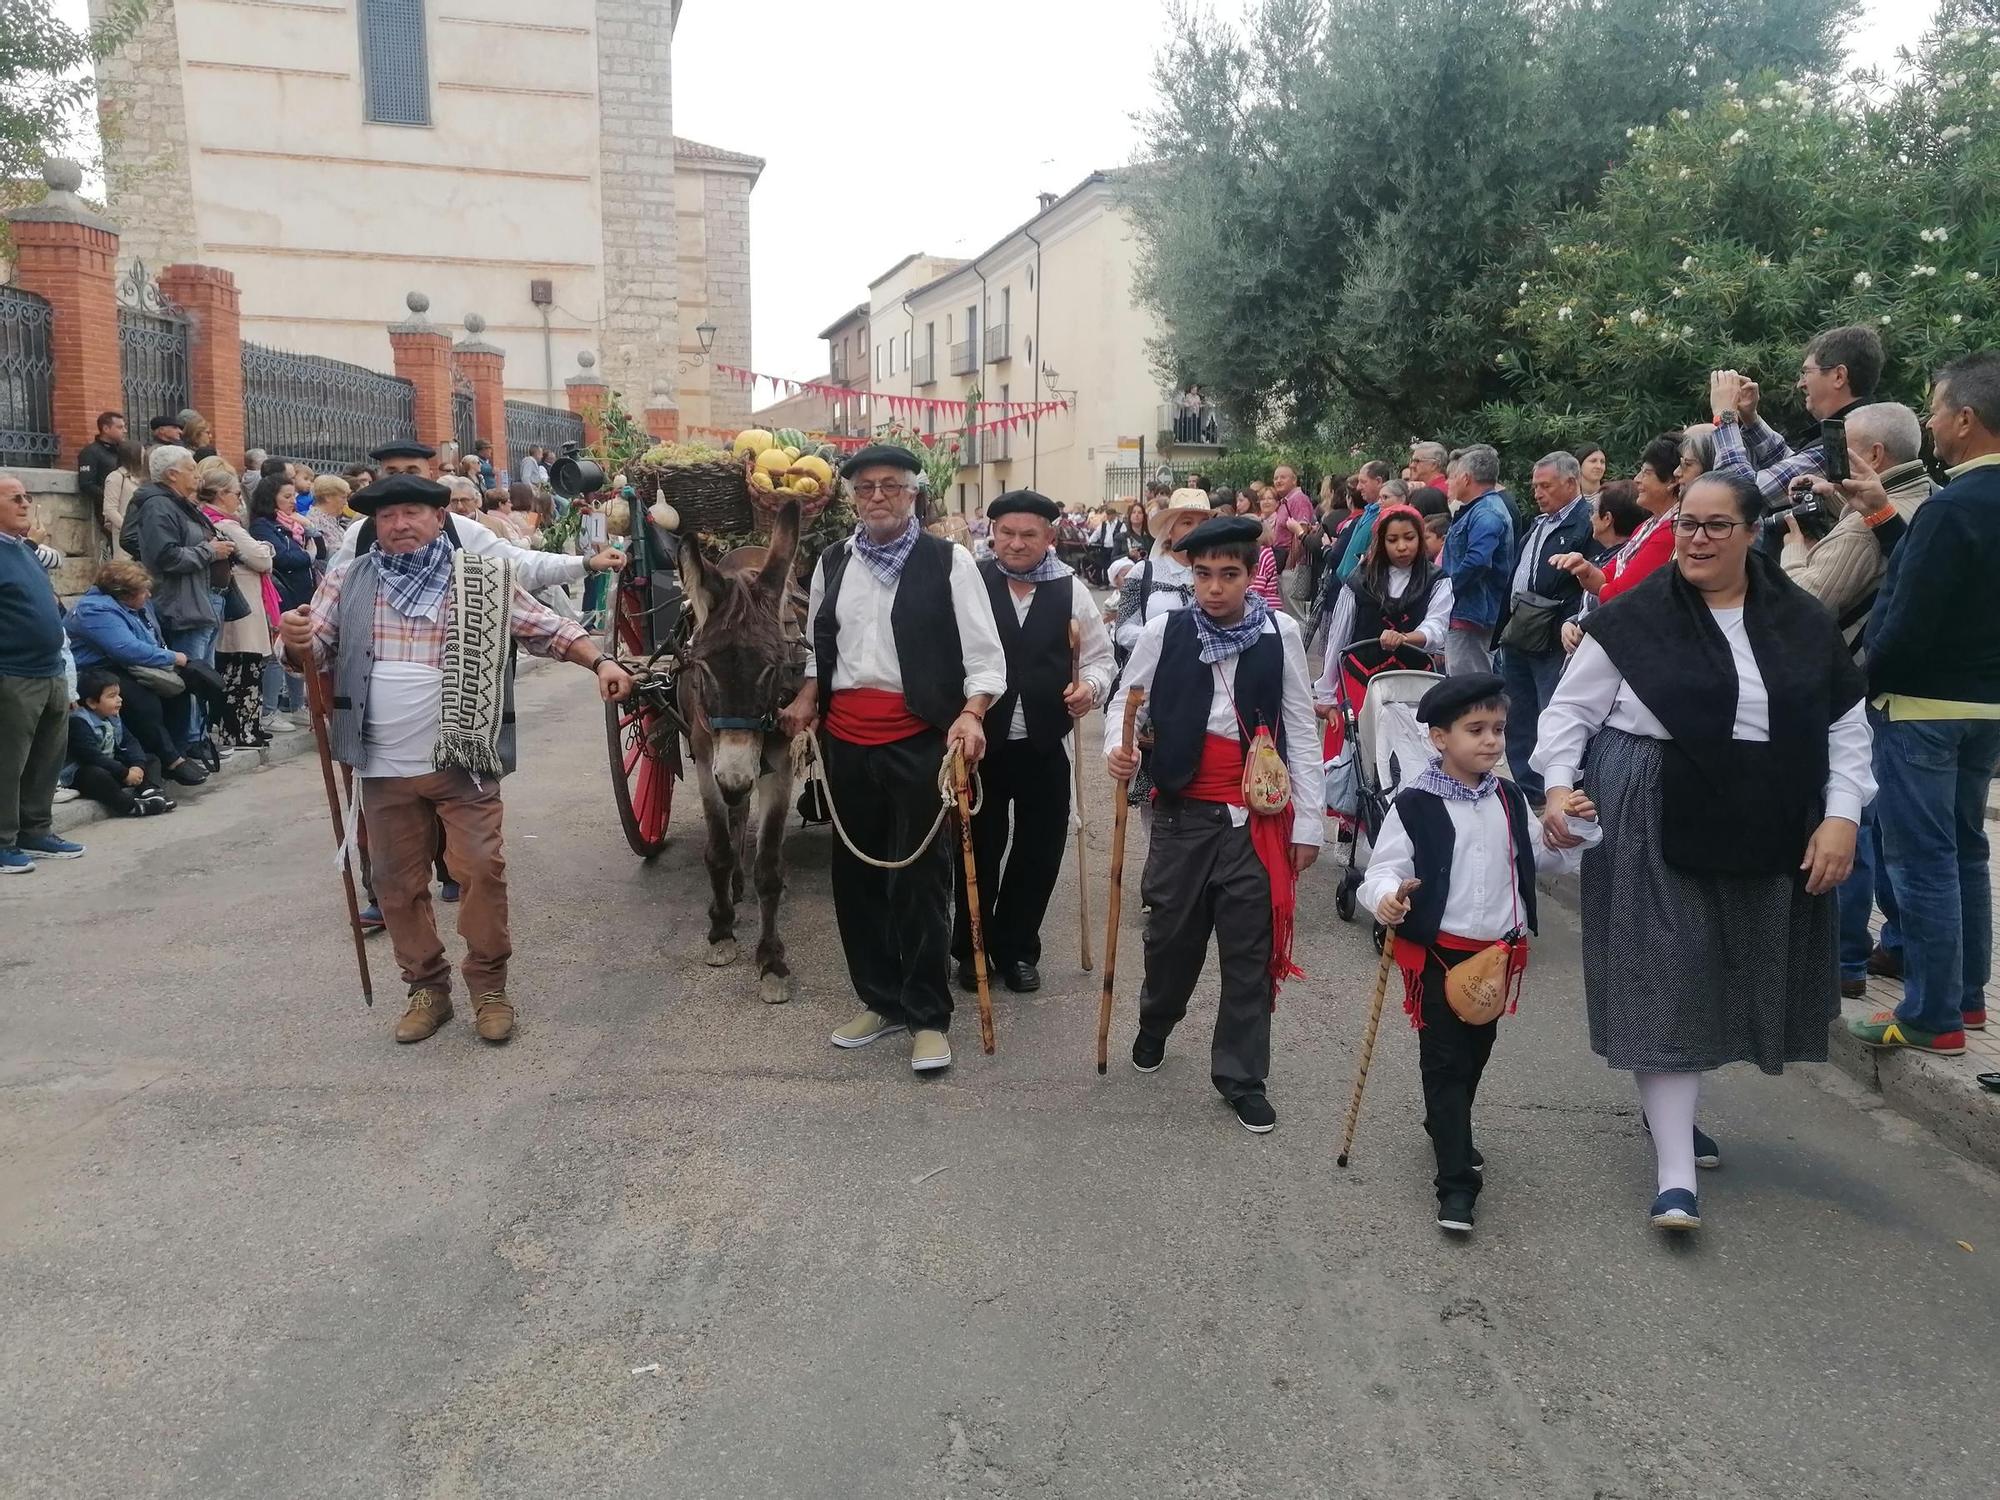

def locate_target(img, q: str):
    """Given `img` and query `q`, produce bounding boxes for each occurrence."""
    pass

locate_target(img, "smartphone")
[1821,417,1849,483]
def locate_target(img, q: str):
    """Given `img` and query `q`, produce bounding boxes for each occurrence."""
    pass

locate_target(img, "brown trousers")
[359,769,511,998]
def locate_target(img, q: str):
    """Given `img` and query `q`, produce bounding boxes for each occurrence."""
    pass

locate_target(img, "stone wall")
[594,0,679,408]
[12,469,99,605]
[90,0,198,269]
[702,169,753,433]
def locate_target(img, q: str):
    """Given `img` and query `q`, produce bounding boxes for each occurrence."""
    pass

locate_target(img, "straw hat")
[1148,487,1213,539]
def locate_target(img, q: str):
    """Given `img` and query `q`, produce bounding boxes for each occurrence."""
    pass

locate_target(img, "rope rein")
[796,733,984,871]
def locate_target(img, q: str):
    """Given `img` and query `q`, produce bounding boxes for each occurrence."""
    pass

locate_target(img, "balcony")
[949,339,978,376]
[984,324,1011,364]
[987,425,1011,462]
[830,350,851,384]
[1158,400,1230,447]
[956,431,980,467]
[911,353,936,388]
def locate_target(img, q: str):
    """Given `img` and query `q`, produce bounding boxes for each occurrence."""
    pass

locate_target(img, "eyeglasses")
[851,481,912,498]
[1672,516,1749,540]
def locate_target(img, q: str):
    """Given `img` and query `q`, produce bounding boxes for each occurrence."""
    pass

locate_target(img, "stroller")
[1322,640,1446,922]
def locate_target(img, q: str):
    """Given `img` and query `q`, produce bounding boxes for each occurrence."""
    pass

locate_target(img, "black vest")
[1149,610,1284,793]
[813,532,965,732]
[980,560,1074,748]
[1345,570,1437,643]
[1391,781,1539,944]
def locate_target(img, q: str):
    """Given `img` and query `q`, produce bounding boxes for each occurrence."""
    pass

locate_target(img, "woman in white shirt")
[1533,471,1873,1235]
[1314,504,1454,700]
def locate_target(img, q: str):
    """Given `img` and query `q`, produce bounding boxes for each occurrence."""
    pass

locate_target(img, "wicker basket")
[629,457,754,534]
[748,480,838,525]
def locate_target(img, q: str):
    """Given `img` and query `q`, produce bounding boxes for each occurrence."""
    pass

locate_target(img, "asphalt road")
[6,665,1999,1499]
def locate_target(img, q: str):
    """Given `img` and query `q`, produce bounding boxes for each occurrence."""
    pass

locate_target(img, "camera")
[549,440,606,499]
[1755,479,1834,553]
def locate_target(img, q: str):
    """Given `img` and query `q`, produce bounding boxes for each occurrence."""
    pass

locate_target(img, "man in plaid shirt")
[1710,324,1885,503]
[281,475,632,1046]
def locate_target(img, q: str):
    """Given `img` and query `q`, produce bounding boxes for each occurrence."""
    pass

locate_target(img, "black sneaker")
[1131,1032,1165,1073]
[1231,1093,1276,1134]
[1437,1192,1476,1234]
[165,759,208,786]
[1469,1146,1485,1177]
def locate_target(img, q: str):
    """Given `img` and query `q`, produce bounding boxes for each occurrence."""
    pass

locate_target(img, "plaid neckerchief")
[374,534,455,623]
[852,516,920,587]
[993,547,1073,584]
[1412,753,1500,802]
[1191,591,1272,664]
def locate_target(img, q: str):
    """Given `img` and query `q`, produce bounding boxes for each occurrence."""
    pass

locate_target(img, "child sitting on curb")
[64,669,177,820]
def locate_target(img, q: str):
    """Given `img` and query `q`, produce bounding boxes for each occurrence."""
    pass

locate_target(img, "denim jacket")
[1441,491,1518,633]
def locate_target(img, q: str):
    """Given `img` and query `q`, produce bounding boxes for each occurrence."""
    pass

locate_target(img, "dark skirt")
[214,652,265,747]
[1580,728,1837,1074]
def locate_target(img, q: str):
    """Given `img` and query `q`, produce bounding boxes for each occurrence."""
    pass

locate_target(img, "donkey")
[676,499,806,1005]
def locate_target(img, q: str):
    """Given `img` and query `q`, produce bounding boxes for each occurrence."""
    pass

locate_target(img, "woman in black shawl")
[1532,472,1874,1235]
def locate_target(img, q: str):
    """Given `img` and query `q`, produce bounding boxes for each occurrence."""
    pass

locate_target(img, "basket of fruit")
[627,440,753,534]
[737,427,843,523]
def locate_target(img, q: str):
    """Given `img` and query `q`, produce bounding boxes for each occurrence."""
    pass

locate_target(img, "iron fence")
[242,342,416,469]
[1102,462,1203,506]
[504,399,583,466]
[0,286,58,468]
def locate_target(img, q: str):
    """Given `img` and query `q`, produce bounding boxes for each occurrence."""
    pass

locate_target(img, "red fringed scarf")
[1392,931,1529,1029]
[1181,733,1304,1001]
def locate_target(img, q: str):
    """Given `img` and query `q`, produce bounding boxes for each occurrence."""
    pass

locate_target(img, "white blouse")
[1315,568,1455,702]
[1532,607,1875,824]
[1358,792,1600,943]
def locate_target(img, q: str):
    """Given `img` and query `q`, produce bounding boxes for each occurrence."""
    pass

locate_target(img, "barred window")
[361,0,431,126]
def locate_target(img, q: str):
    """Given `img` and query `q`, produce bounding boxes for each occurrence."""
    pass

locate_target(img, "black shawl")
[1582,549,1864,876]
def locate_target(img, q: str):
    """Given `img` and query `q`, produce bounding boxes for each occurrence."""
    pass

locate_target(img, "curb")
[1536,871,2000,1173]
[51,653,554,838]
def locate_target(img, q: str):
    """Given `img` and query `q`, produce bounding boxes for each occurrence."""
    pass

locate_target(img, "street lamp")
[680,318,719,374]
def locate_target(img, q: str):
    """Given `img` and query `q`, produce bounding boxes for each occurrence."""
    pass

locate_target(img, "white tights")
[1635,1071,1703,1195]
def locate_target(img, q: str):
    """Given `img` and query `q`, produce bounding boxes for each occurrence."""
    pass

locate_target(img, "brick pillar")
[387,292,452,452]
[455,314,507,475]
[158,263,244,466]
[645,380,680,443]
[565,350,609,449]
[4,161,123,467]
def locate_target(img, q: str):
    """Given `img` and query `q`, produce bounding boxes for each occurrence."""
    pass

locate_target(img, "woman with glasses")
[1533,470,1874,1235]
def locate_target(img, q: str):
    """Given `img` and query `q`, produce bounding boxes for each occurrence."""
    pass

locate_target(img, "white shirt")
[332,510,584,593]
[1532,612,1876,824]
[1510,494,1587,595]
[517,456,548,487]
[1107,608,1325,846]
[802,538,1009,702]
[1357,788,1601,942]
[994,572,1117,741]
[1115,551,1193,651]
[362,661,443,779]
[1316,568,1455,700]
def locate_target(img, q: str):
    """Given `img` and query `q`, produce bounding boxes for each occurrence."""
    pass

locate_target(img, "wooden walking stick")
[1069,620,1093,974]
[949,749,996,1055]
[300,651,375,1008]
[1095,687,1146,1074]
[1336,879,1421,1168]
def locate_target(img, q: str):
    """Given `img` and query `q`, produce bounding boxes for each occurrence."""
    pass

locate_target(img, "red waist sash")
[825,688,930,746]
[1168,734,1303,998]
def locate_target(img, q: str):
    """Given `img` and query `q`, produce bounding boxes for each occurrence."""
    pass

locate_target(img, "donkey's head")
[677,500,802,802]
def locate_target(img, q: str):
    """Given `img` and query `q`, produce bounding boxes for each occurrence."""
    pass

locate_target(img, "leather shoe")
[955,960,981,993]
[394,987,452,1043]
[473,993,515,1042]
[1001,960,1041,993]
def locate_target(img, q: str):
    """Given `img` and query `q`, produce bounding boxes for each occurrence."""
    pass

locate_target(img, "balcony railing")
[957,431,980,467]
[830,350,850,384]
[987,425,1011,462]
[911,353,936,388]
[949,339,977,376]
[1158,400,1228,446]
[984,324,1010,364]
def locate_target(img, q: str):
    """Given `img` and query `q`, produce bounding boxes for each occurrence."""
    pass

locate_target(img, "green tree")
[1485,2,2000,461]
[1129,0,1845,451]
[0,0,151,184]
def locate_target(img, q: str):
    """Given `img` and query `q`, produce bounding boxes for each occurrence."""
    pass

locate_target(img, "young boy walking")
[1358,674,1596,1234]
[64,669,176,819]
[1106,515,1324,1133]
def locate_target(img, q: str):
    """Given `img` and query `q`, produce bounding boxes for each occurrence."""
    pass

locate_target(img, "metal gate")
[452,378,476,460]
[1102,461,1200,505]
[0,286,58,468]
[242,342,416,470]
[116,261,190,426]
[504,399,583,463]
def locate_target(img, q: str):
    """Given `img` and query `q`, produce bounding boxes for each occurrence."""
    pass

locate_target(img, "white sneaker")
[259,715,300,735]
[52,787,81,803]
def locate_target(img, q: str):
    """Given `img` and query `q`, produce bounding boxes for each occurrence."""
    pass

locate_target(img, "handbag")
[1215,664,1292,814]
[127,663,186,699]
[1497,588,1565,654]
[221,578,252,623]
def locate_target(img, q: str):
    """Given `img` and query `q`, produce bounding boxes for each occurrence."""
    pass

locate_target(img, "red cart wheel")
[605,578,675,858]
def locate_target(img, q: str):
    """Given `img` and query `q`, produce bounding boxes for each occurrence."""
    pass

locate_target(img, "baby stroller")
[1323,640,1446,922]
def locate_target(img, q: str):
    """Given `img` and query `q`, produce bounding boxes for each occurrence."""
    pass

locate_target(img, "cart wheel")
[606,579,674,858]
[1335,869,1357,923]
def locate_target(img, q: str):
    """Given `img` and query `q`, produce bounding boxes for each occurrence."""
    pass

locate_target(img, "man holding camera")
[1710,324,1883,502]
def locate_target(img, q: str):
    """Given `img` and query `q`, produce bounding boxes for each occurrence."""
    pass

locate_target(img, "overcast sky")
[56,0,1937,382]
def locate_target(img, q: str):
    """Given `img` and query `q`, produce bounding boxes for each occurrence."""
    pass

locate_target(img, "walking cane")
[949,749,996,1055]
[1069,620,1093,974]
[1335,880,1420,1168]
[299,647,375,1008]
[1095,687,1146,1074]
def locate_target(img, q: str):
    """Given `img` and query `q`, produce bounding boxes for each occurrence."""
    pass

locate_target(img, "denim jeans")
[161,621,218,749]
[1498,646,1566,803]
[258,655,303,716]
[1873,714,2000,1032]
[1836,808,1902,981]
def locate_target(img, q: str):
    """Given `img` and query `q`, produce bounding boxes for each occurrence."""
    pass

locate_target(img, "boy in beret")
[1105,514,1324,1133]
[1357,674,1599,1235]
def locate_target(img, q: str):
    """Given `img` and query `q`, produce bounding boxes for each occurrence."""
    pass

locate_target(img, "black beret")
[987,489,1061,523]
[148,415,180,432]
[367,439,437,463]
[838,443,923,479]
[351,474,450,514]
[1179,515,1264,555]
[1416,673,1507,726]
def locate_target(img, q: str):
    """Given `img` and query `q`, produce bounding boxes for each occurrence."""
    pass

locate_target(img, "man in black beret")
[278,474,634,1048]
[781,443,1008,1074]
[1104,510,1323,1134]
[951,490,1116,993]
